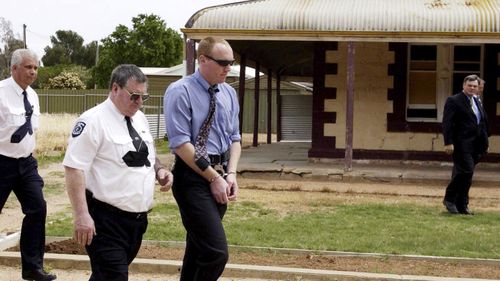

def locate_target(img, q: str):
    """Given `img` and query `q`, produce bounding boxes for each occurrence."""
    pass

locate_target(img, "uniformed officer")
[64,64,172,281]
[164,37,241,281]
[0,49,57,281]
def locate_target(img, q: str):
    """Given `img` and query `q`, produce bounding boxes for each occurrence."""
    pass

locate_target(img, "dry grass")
[34,114,273,157]
[35,113,77,157]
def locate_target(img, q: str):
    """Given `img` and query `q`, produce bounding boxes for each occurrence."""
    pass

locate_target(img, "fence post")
[156,97,161,139]
[84,92,87,111]
[45,92,49,113]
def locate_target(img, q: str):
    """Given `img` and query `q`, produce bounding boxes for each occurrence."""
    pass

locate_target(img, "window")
[407,45,437,120]
[406,44,482,122]
[452,45,481,94]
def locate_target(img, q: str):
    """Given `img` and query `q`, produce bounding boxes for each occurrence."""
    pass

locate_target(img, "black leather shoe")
[458,208,474,215]
[443,200,459,214]
[22,269,57,281]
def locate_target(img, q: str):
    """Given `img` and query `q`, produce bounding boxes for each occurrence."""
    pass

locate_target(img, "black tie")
[10,91,33,143]
[125,116,148,153]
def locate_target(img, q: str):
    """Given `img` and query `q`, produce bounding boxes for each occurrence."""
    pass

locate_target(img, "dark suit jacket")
[442,92,489,154]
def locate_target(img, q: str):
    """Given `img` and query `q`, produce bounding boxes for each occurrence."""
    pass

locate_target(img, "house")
[181,0,500,162]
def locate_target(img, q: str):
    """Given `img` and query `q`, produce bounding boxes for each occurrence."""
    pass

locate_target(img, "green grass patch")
[46,201,500,259]
[155,139,170,154]
[43,182,65,196]
[46,212,74,236]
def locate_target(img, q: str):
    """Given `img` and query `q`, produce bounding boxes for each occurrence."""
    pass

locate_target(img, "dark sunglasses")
[123,87,150,102]
[204,54,235,67]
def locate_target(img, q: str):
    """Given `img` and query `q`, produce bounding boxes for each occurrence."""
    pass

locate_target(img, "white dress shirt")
[0,77,40,158]
[63,98,156,212]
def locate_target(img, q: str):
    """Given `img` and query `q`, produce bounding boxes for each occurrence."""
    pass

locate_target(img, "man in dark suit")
[442,74,489,215]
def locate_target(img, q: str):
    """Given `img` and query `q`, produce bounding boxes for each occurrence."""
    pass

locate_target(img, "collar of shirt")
[194,70,217,92]
[8,77,22,95]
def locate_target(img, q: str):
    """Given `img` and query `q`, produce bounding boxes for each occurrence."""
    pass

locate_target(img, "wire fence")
[36,88,277,139]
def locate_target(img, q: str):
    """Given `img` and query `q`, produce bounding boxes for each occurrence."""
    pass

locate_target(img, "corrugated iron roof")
[186,0,500,33]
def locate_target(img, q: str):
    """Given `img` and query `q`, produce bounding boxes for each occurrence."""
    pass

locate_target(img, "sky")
[2,0,235,60]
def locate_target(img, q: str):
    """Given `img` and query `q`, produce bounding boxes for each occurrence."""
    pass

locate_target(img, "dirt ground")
[1,158,500,280]
[41,238,500,280]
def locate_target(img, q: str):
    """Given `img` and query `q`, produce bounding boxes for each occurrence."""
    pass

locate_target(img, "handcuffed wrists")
[209,174,221,183]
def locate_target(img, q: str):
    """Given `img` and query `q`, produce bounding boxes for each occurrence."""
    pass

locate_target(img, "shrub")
[47,71,86,90]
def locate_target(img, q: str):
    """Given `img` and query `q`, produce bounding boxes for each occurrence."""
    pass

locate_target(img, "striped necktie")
[194,85,218,171]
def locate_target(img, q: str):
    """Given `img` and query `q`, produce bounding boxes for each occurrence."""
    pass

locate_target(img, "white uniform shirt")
[63,98,156,212]
[0,77,40,158]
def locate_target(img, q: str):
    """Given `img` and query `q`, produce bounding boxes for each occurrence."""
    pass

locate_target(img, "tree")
[0,18,24,79]
[93,14,183,88]
[42,30,83,66]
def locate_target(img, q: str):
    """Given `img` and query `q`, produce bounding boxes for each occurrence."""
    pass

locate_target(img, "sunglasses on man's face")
[204,54,235,67]
[123,87,150,102]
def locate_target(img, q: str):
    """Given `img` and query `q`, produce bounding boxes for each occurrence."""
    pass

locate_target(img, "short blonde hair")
[197,37,230,57]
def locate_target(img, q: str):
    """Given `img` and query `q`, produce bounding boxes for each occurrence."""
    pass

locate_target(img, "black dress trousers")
[172,157,228,281]
[0,154,46,271]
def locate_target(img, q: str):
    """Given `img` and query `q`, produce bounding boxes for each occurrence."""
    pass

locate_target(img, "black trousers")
[444,151,479,211]
[86,198,148,281]
[172,158,228,281]
[0,154,46,272]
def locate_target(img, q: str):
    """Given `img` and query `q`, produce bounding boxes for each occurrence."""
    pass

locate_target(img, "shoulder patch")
[72,121,86,137]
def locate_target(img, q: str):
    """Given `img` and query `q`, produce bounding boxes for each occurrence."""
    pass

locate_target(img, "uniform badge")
[72,121,86,137]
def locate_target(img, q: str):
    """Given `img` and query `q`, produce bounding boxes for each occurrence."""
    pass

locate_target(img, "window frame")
[405,43,483,123]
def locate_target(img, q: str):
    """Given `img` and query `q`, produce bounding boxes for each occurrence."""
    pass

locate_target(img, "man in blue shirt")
[164,37,241,280]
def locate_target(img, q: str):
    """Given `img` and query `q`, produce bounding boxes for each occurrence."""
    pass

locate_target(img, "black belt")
[86,190,149,219]
[209,150,230,165]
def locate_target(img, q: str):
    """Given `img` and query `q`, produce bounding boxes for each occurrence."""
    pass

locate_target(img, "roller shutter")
[281,95,312,141]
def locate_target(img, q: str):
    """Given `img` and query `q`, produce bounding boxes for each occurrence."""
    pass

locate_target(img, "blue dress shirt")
[164,70,241,155]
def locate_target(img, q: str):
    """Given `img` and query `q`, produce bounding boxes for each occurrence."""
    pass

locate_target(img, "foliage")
[33,65,65,88]
[42,30,97,68]
[47,71,86,89]
[93,14,183,88]
[0,17,25,79]
[35,64,92,89]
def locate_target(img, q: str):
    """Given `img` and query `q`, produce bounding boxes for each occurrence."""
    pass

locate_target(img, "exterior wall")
[313,42,500,160]
[325,42,442,152]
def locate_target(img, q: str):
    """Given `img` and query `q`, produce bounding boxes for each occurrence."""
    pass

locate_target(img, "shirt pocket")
[5,108,27,127]
[141,132,155,163]
[31,111,41,130]
[109,134,134,165]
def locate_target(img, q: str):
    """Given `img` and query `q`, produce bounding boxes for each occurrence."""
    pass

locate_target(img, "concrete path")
[0,251,498,281]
